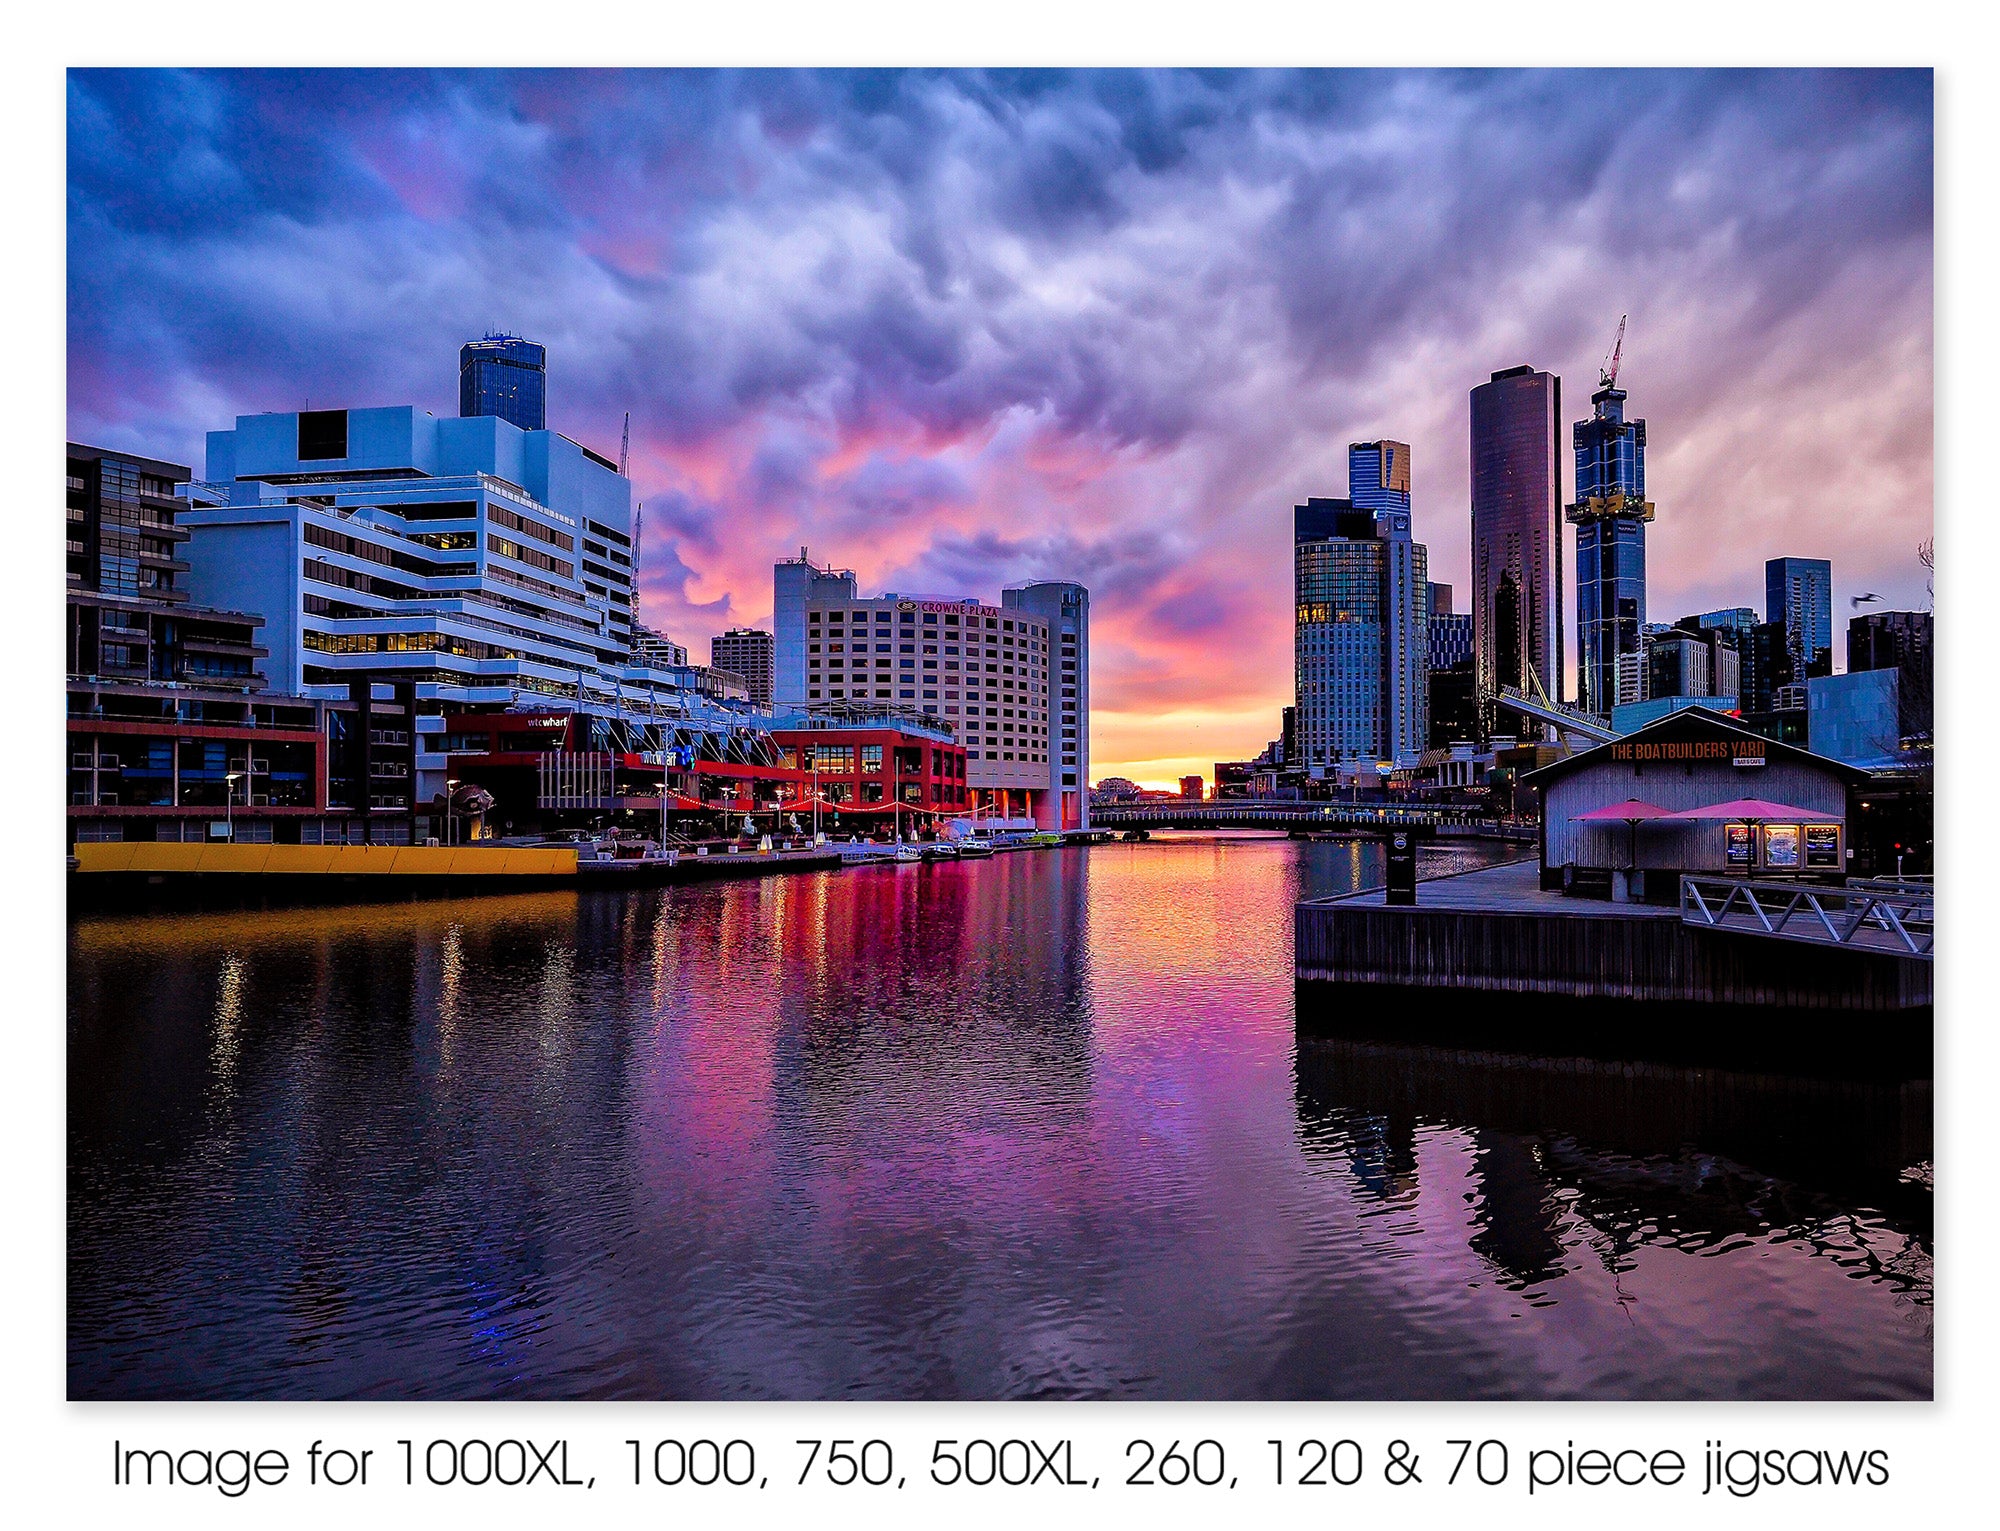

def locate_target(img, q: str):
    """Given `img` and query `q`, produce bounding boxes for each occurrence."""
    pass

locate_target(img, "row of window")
[487,533,574,580]
[487,502,575,552]
[304,629,528,662]
[808,608,1045,640]
[305,519,469,579]
[810,659,1037,678]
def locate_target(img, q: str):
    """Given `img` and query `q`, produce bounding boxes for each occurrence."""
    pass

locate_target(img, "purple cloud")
[68,68,1932,780]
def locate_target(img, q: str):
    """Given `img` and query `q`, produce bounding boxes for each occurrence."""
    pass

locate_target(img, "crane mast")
[1600,314,1627,390]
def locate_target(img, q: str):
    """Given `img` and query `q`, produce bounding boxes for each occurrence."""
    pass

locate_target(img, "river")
[68,833,1931,1399]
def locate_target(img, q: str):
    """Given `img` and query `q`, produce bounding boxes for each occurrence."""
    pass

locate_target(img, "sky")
[67,68,1933,788]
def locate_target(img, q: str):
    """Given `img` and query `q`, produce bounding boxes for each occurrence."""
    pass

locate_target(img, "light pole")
[225,771,241,840]
[444,777,459,846]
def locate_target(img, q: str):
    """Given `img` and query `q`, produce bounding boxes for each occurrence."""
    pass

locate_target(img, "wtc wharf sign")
[1608,739,1765,764]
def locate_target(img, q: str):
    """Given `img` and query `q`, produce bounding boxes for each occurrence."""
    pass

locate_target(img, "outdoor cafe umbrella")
[1667,797,1834,870]
[1664,798,1831,822]
[1574,798,1673,871]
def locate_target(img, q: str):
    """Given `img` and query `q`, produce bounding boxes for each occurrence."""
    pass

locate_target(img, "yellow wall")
[71,842,579,877]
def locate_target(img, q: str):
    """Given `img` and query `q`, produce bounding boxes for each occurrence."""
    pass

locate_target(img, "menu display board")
[1764,824,1801,869]
[1725,823,1754,867]
[1804,824,1842,869]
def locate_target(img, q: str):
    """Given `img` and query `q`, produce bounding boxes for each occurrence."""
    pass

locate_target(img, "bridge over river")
[1090,801,1536,841]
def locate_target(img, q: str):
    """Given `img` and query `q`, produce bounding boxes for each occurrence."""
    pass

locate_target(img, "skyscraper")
[459,333,548,432]
[1568,378,1655,715]
[1470,367,1563,723]
[1766,557,1834,679]
[1293,444,1430,773]
[711,628,775,706]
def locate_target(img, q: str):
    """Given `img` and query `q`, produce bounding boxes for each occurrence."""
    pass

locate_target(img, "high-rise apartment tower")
[1470,367,1564,724]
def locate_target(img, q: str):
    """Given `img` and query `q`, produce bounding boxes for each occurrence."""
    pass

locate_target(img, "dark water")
[68,833,1932,1399]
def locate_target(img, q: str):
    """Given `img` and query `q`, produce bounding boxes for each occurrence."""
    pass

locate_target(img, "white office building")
[177,404,732,714]
[178,405,754,809]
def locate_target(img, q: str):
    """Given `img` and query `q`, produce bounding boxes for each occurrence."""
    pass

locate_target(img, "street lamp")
[225,771,242,840]
[444,778,459,846]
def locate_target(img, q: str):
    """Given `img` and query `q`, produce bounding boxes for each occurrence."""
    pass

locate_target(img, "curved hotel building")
[774,555,1090,830]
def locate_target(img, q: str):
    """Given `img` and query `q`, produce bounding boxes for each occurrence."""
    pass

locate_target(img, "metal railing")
[1680,875,1933,960]
[1089,800,1535,839]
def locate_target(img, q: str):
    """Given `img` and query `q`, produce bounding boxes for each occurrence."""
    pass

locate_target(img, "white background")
[3,4,1985,1527]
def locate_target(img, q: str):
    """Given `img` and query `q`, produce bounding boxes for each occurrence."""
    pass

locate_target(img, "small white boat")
[954,836,995,858]
[892,842,924,863]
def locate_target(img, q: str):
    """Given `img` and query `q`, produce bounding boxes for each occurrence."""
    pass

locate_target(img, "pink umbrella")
[1666,798,1834,821]
[1669,798,1838,874]
[1573,799,1674,870]
[1574,799,1674,822]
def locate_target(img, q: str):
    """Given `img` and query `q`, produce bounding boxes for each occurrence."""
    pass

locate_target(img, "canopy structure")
[1573,799,1674,822]
[1667,798,1837,821]
[1573,798,1674,871]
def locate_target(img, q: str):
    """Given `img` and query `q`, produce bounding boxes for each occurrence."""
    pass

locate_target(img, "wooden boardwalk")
[1297,859,1932,1012]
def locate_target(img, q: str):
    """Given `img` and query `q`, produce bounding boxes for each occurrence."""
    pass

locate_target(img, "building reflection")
[1466,1131,1568,1290]
[1292,1031,1932,1305]
[69,889,650,1396]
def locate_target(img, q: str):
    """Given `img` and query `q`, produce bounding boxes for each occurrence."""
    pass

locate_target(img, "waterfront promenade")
[1297,857,1933,1013]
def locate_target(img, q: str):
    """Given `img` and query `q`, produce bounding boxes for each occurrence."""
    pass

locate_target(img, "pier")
[1295,858,1932,1013]
[67,837,843,906]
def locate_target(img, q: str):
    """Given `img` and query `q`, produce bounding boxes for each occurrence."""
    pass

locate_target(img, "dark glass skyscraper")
[1568,382,1654,716]
[1293,442,1431,771]
[1765,556,1834,679]
[1470,367,1563,721]
[459,333,547,431]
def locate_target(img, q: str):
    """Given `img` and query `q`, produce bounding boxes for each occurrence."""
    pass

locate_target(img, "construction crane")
[618,411,631,477]
[1599,314,1627,390]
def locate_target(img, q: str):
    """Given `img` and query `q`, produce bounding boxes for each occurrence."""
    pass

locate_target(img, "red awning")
[1667,798,1838,821]
[1573,799,1674,822]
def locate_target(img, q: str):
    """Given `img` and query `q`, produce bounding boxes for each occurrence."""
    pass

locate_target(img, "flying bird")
[1850,592,1883,608]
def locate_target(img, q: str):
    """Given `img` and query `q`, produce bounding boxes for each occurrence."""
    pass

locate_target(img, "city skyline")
[67,68,1933,785]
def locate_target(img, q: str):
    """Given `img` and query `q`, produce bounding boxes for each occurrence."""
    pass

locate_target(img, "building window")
[298,409,349,461]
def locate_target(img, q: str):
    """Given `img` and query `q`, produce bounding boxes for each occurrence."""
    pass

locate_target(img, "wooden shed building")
[1524,706,1870,901]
